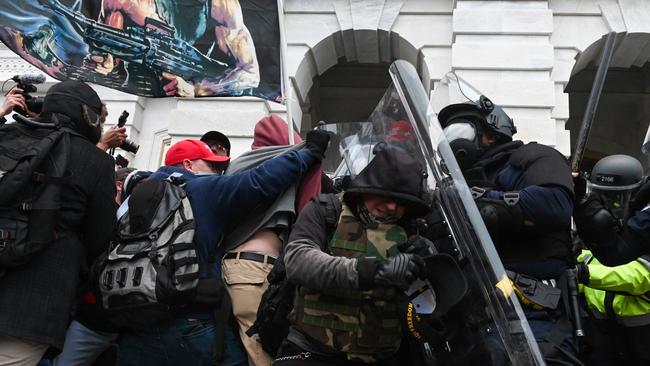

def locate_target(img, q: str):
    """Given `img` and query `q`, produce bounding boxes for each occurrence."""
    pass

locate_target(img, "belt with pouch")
[506,270,561,311]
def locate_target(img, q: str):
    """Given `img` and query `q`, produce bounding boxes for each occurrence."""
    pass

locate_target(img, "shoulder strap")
[314,193,342,234]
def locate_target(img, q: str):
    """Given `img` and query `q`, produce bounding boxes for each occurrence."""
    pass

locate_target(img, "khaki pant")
[222,253,274,366]
[0,335,47,366]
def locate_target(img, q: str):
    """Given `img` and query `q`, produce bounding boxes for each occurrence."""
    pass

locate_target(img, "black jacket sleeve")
[83,153,117,261]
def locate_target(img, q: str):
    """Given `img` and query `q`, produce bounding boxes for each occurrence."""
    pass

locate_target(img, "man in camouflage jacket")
[276,143,430,365]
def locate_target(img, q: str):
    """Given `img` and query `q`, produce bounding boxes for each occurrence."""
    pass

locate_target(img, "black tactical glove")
[575,263,590,285]
[476,197,525,234]
[374,253,426,290]
[574,193,619,247]
[629,180,650,215]
[305,128,330,160]
[573,172,588,204]
[397,235,436,256]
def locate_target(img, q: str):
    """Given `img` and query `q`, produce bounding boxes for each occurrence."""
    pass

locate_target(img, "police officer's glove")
[475,197,525,234]
[573,172,588,204]
[629,180,650,215]
[575,263,590,285]
[374,253,426,290]
[397,235,435,256]
[574,193,619,248]
[305,128,330,161]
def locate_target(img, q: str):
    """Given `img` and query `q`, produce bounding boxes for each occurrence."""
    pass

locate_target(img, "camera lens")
[25,97,44,114]
[120,139,139,154]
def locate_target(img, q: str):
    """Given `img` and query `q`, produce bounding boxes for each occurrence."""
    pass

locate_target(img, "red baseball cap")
[386,120,415,142]
[165,140,230,166]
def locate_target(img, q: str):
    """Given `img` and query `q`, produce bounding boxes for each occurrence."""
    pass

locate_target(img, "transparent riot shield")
[320,61,544,365]
[390,61,544,365]
[641,122,650,155]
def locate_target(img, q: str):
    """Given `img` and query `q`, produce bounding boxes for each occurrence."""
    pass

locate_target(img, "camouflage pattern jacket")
[284,194,407,362]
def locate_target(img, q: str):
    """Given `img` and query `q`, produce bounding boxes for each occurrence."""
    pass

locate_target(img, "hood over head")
[345,143,429,218]
[251,114,302,149]
[41,80,105,143]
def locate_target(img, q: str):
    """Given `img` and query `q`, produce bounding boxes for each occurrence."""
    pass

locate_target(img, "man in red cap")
[164,139,230,173]
[117,130,330,366]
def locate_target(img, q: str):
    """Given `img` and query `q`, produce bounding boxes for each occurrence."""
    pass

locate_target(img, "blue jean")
[117,314,248,366]
[37,320,117,366]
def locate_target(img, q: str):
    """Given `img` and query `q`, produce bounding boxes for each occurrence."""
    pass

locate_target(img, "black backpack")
[247,194,341,356]
[0,116,72,277]
[92,178,201,330]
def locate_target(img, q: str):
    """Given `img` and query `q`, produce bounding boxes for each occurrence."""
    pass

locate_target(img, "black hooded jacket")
[283,144,431,356]
[0,80,116,349]
[285,143,430,292]
[42,80,105,144]
[343,143,429,218]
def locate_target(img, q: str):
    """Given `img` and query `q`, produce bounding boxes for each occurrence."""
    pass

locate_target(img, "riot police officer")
[439,95,579,363]
[573,154,650,365]
[574,154,650,265]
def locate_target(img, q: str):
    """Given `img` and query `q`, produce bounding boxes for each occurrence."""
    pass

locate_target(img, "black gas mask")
[592,188,633,223]
[443,120,486,170]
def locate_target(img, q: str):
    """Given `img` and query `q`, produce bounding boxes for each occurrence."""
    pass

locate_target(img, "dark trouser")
[583,318,650,366]
[524,308,581,365]
[117,312,247,366]
[273,341,395,366]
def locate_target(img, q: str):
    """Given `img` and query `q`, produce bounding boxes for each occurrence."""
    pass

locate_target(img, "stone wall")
[0,0,648,168]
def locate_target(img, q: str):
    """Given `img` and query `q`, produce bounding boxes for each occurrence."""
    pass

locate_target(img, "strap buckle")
[503,192,520,206]
[470,186,487,199]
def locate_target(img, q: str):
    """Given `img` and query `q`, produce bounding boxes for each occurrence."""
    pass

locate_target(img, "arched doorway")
[289,29,431,134]
[565,32,650,172]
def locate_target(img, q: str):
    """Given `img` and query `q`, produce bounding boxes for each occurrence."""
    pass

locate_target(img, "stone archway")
[287,25,431,133]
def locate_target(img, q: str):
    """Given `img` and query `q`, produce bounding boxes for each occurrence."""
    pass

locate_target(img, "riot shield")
[641,122,650,155]
[390,62,543,365]
[320,62,543,365]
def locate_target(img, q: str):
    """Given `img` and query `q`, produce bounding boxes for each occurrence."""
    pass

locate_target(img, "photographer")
[0,80,117,365]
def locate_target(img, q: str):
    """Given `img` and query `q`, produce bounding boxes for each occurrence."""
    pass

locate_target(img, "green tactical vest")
[293,198,408,362]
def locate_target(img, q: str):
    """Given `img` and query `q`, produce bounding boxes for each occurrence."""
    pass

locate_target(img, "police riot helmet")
[589,154,644,218]
[589,154,643,191]
[439,96,516,169]
[439,96,517,142]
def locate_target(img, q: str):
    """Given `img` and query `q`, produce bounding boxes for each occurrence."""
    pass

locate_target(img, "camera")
[11,73,46,116]
[116,110,139,154]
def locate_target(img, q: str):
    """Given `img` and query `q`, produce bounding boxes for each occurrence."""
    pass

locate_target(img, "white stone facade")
[1,0,647,170]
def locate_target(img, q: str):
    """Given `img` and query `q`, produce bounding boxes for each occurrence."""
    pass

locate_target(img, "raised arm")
[196,0,260,95]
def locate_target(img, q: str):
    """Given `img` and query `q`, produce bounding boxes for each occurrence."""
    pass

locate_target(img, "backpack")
[0,116,72,277]
[247,193,341,356]
[92,178,201,329]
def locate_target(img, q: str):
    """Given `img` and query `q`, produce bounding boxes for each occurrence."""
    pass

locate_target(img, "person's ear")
[182,159,193,172]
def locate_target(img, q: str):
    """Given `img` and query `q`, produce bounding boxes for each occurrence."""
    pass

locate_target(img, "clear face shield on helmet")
[431,72,483,114]
[432,72,509,169]
[590,185,633,219]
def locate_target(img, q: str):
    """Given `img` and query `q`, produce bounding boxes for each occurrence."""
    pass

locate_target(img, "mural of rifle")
[37,0,229,82]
